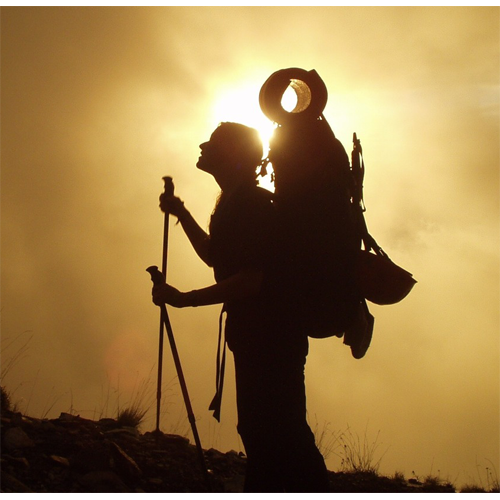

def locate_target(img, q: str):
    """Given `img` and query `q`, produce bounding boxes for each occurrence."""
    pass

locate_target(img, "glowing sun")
[210,79,299,191]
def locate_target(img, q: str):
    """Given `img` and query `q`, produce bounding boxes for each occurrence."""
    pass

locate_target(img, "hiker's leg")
[234,352,284,492]
[234,347,329,493]
[269,353,330,493]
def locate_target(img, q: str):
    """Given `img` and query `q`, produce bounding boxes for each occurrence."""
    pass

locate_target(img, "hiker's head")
[197,122,263,185]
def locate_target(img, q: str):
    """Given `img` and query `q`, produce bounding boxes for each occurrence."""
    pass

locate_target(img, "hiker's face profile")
[196,123,263,184]
[196,128,234,176]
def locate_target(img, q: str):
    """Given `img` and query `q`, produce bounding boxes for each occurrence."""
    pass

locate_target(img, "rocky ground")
[0,406,463,493]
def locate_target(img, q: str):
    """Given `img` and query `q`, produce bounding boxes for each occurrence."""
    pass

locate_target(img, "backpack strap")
[208,305,227,422]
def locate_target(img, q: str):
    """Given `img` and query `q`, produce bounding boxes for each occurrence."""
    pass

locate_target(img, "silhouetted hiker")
[152,122,330,492]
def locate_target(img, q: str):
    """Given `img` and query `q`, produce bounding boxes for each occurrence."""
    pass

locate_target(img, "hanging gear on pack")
[259,68,416,358]
[351,133,417,306]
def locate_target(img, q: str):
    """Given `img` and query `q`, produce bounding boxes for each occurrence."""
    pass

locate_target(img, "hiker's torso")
[208,183,306,354]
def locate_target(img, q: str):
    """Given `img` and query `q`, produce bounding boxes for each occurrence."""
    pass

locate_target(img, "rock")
[3,427,35,450]
[0,404,459,493]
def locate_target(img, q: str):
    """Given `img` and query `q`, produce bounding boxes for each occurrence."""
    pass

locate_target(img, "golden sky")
[2,6,499,488]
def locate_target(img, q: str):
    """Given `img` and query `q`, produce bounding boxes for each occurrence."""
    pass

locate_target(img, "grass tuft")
[116,405,148,428]
[1,385,12,413]
[311,417,344,462]
[335,425,388,474]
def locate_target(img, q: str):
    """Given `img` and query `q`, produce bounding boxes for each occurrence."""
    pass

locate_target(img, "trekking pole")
[153,176,174,434]
[147,177,212,490]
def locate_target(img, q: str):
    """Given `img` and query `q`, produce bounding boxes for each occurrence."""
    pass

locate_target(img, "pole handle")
[161,177,174,277]
[163,176,175,197]
[146,265,165,286]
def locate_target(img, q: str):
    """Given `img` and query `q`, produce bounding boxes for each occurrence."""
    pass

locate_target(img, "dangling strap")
[208,306,227,422]
[352,133,386,258]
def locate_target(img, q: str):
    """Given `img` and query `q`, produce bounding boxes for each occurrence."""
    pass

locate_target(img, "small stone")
[3,427,35,450]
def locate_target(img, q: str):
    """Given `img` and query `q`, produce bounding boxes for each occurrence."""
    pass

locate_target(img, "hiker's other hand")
[152,283,183,307]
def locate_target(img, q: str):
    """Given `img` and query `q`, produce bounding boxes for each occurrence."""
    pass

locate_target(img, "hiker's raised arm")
[160,193,212,266]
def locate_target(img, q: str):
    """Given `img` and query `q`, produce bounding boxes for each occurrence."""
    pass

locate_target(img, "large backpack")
[259,68,416,357]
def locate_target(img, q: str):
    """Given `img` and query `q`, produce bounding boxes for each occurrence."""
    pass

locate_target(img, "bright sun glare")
[210,81,299,192]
